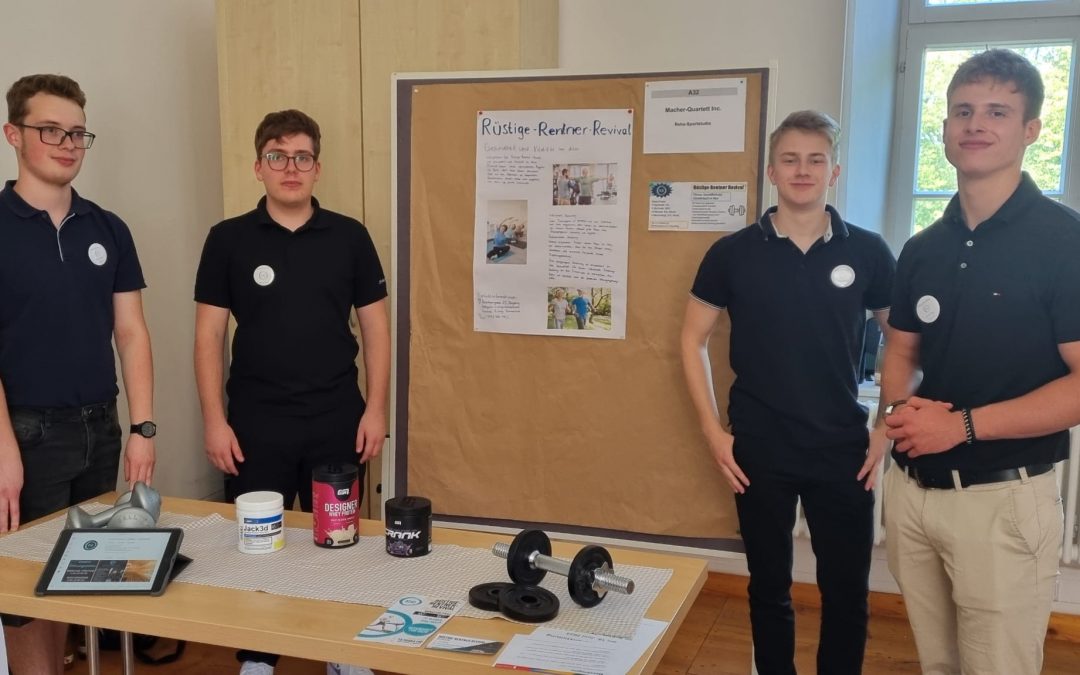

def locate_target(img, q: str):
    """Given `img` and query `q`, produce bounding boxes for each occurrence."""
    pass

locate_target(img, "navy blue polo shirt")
[691,205,895,461]
[0,181,146,407]
[889,173,1080,472]
[194,197,387,417]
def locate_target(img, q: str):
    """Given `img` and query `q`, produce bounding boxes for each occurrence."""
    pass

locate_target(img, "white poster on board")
[643,78,746,154]
[474,109,633,339]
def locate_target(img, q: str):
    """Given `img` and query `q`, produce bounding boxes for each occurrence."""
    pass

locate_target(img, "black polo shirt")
[0,181,145,407]
[691,206,895,462]
[194,197,387,416]
[889,173,1080,472]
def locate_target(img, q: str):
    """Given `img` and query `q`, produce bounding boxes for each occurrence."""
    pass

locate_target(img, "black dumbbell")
[492,529,635,607]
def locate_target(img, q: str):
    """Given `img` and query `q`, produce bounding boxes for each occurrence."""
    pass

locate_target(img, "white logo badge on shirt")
[830,264,855,288]
[87,243,108,266]
[916,295,941,324]
[253,265,275,287]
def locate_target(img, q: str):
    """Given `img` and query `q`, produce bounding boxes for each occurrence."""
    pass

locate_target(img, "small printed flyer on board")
[648,181,748,232]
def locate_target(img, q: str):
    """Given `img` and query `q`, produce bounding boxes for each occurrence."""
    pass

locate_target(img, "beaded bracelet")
[960,408,976,444]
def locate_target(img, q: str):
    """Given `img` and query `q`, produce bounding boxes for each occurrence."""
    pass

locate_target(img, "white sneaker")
[239,661,274,675]
[327,663,374,675]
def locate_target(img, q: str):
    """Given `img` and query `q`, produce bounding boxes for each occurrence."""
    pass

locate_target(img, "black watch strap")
[130,421,157,438]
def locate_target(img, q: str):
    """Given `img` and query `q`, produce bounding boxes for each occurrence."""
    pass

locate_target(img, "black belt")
[8,400,114,423]
[904,463,1054,489]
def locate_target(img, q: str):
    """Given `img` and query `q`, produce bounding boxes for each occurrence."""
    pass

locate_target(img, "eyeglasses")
[17,124,95,149]
[261,152,316,172]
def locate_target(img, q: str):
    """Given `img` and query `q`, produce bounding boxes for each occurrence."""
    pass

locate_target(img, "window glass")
[928,0,1046,5]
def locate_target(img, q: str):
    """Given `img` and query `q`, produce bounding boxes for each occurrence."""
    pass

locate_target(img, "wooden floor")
[72,573,1080,674]
[657,575,1080,674]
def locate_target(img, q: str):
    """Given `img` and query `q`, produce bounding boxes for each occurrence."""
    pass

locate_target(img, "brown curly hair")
[254,109,321,159]
[6,74,86,125]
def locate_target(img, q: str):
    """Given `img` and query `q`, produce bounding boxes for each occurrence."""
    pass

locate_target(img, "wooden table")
[0,495,707,674]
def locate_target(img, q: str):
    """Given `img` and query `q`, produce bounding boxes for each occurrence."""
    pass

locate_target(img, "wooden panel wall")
[216,0,365,219]
[215,0,558,515]
[358,0,559,278]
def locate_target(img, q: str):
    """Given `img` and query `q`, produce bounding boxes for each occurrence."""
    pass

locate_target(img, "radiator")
[791,404,1080,567]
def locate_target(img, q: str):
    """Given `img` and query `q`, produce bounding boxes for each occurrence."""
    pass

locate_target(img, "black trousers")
[225,403,366,511]
[733,438,874,675]
[228,402,366,666]
[10,400,122,523]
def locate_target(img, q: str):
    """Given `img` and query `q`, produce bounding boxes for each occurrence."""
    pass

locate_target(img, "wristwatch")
[130,421,158,438]
[883,399,908,416]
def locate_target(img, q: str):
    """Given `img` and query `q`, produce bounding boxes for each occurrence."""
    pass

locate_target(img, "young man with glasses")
[882,49,1080,674]
[682,111,895,675]
[194,109,388,675]
[1,74,156,675]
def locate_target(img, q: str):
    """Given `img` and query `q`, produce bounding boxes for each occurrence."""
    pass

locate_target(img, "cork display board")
[394,69,768,548]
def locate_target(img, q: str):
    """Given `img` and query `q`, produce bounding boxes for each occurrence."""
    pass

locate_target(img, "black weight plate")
[499,584,560,623]
[568,545,613,608]
[506,529,550,585]
[469,581,514,612]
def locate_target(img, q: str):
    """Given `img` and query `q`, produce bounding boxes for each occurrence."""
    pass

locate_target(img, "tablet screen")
[37,529,183,595]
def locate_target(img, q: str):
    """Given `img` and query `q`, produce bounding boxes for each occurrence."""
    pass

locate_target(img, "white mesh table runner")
[0,504,201,562]
[0,506,673,639]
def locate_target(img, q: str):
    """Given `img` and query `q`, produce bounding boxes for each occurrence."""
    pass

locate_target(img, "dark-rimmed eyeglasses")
[17,124,95,149]
[261,152,316,172]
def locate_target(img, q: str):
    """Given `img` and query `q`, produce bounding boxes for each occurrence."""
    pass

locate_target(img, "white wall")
[559,0,899,228]
[559,0,848,133]
[0,0,223,500]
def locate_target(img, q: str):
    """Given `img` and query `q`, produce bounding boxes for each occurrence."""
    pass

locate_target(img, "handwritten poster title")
[480,116,633,141]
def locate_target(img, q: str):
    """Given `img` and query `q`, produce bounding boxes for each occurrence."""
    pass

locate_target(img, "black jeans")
[10,400,122,523]
[229,402,366,666]
[2,400,121,627]
[733,438,874,675]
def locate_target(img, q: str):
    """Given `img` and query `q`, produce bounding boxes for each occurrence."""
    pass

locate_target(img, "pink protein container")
[312,463,361,548]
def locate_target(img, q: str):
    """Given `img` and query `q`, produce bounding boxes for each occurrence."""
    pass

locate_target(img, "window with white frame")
[887,0,1080,243]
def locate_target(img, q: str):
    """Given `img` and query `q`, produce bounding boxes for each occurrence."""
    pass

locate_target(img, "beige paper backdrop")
[398,70,767,543]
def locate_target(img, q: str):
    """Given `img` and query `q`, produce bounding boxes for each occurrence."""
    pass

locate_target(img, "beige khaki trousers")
[884,463,1062,674]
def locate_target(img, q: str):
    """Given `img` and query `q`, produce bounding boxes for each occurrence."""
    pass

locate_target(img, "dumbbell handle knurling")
[491,542,635,594]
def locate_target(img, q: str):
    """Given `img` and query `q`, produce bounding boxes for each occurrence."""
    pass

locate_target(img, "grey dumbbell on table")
[492,529,635,607]
[65,481,162,529]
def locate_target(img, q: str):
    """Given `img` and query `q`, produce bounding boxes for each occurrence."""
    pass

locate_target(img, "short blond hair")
[768,110,840,164]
